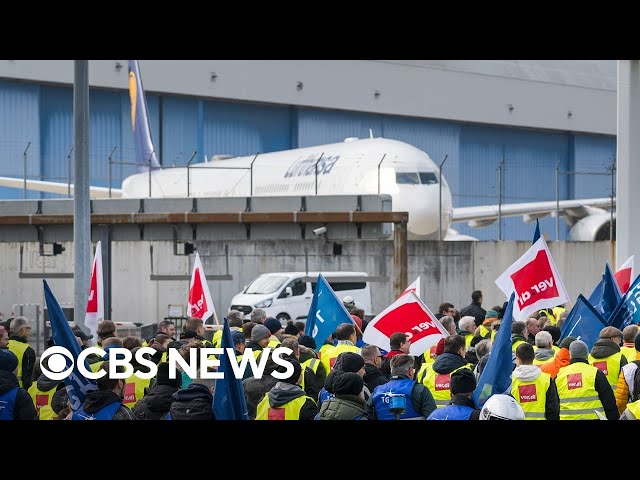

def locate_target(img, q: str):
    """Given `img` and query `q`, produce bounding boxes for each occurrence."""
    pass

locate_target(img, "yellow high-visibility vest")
[255,393,316,420]
[7,340,29,388]
[556,362,604,420]
[511,372,551,420]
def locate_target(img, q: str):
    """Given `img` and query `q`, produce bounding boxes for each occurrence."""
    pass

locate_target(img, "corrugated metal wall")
[0,80,40,199]
[0,79,618,240]
[456,125,571,240]
[571,133,616,199]
[203,100,291,160]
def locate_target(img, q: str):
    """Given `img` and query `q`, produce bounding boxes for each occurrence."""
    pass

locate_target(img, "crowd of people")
[1,288,639,420]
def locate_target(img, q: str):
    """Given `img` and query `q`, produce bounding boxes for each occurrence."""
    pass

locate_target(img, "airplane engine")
[567,212,615,241]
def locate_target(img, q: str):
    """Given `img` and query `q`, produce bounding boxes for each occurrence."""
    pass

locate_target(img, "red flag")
[363,291,449,356]
[495,236,568,320]
[188,252,217,323]
[615,255,635,294]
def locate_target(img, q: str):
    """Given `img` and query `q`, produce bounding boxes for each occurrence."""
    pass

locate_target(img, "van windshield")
[246,275,288,294]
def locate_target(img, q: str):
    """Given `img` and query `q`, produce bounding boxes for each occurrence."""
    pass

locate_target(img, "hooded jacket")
[539,347,570,379]
[318,393,370,420]
[170,383,215,420]
[264,382,318,420]
[432,352,468,375]
[512,364,559,420]
[534,347,555,364]
[132,384,179,420]
[363,363,388,393]
[0,370,37,420]
[81,390,135,420]
[590,339,627,378]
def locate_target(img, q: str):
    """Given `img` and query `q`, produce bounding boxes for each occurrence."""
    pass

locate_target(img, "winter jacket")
[318,394,370,420]
[539,348,570,379]
[0,370,37,420]
[534,347,555,364]
[80,390,135,420]
[459,302,486,327]
[170,383,215,420]
[615,359,640,415]
[511,364,560,420]
[432,352,469,375]
[132,384,179,420]
[590,339,627,388]
[363,363,388,393]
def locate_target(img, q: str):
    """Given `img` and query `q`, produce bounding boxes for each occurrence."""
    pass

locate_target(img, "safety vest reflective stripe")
[588,352,623,390]
[511,372,551,420]
[7,340,29,388]
[559,407,604,416]
[558,395,600,403]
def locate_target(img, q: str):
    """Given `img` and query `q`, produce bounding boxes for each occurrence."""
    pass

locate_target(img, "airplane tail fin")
[128,60,161,172]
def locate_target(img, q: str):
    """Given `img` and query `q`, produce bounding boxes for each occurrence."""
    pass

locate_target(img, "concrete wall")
[0,240,613,327]
[0,60,615,135]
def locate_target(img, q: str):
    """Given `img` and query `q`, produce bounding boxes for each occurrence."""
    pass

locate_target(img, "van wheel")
[276,313,290,323]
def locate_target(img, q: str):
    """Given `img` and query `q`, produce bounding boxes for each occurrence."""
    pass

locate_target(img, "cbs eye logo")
[40,346,76,380]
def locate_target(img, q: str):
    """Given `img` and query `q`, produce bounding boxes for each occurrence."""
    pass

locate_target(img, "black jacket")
[363,363,388,393]
[590,339,628,376]
[132,384,179,420]
[170,383,215,420]
[432,352,468,375]
[459,302,486,327]
[570,358,619,421]
[0,370,37,420]
[9,335,35,390]
[298,351,326,403]
[81,390,135,420]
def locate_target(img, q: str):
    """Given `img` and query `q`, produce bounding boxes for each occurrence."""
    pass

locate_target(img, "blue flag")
[304,273,354,351]
[559,294,608,350]
[212,318,249,420]
[43,280,97,411]
[473,292,516,408]
[128,60,161,172]
[587,263,622,321]
[608,274,640,330]
[532,219,541,244]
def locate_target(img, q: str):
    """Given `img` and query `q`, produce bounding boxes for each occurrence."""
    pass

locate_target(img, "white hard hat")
[343,295,355,306]
[479,394,525,421]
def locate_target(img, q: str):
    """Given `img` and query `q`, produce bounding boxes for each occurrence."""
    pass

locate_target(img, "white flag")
[188,252,217,324]
[495,236,569,321]
[363,290,449,357]
[84,241,104,340]
[401,276,421,299]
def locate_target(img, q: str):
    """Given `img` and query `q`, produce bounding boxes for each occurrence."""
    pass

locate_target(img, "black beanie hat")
[156,362,182,389]
[332,372,363,396]
[335,352,365,373]
[450,368,476,395]
[298,335,316,350]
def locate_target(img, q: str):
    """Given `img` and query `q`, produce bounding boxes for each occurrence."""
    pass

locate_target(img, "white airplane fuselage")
[121,138,453,239]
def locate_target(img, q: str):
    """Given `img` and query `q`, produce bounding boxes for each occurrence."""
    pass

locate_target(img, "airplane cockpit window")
[396,172,439,185]
[419,172,438,185]
[396,172,420,184]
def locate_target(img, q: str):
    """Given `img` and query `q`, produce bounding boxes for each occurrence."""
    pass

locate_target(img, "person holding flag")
[71,362,136,420]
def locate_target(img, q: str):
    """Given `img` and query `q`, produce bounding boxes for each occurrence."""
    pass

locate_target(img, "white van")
[229,271,372,323]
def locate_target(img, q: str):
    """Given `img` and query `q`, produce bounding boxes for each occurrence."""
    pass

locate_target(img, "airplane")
[0,60,616,241]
